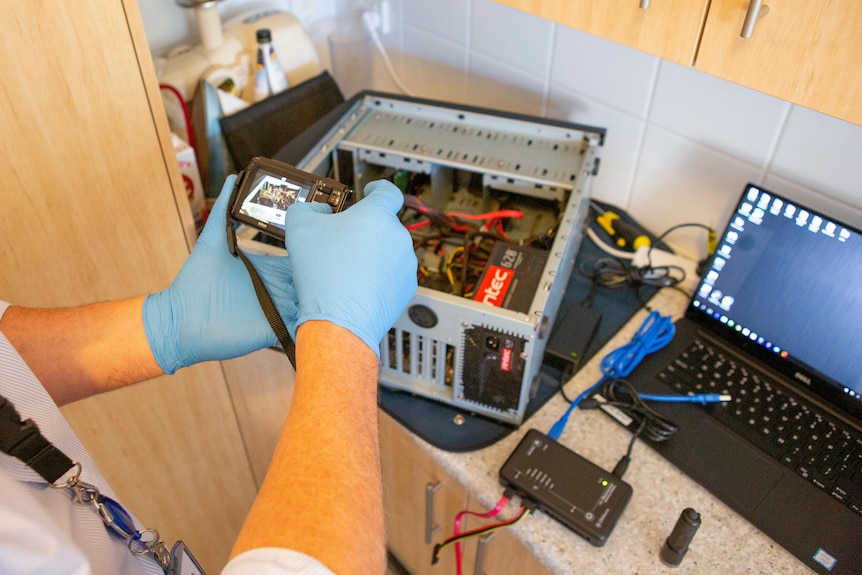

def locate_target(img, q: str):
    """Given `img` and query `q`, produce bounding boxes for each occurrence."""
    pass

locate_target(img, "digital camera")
[230,157,354,241]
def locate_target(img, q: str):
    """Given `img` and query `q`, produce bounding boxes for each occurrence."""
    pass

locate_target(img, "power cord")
[584,215,716,295]
[582,379,681,443]
[581,377,679,480]
[362,5,416,97]
[582,377,732,479]
[582,256,684,289]
[646,222,717,278]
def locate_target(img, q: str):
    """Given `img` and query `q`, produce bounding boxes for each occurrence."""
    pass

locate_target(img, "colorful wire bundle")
[431,495,530,574]
[403,193,524,239]
[400,190,558,297]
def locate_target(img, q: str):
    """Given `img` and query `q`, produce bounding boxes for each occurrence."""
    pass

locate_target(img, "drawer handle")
[473,532,496,575]
[741,0,770,38]
[425,482,442,544]
[639,0,650,8]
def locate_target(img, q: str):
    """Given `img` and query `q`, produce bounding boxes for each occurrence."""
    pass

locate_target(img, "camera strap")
[225,182,297,369]
[0,393,73,483]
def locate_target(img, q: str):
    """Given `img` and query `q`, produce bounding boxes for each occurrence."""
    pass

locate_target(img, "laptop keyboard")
[657,338,862,517]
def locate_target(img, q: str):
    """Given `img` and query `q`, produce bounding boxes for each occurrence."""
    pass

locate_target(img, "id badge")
[168,541,206,575]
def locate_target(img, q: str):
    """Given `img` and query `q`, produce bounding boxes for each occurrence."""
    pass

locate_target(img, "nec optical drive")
[239,92,603,425]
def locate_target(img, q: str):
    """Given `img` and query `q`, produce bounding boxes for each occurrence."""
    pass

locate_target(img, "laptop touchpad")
[673,418,784,511]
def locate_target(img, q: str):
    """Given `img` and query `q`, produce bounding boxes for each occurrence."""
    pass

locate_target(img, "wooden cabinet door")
[0,2,257,572]
[696,0,862,125]
[379,412,474,575]
[379,414,556,575]
[470,528,555,575]
[0,4,196,304]
[495,0,711,65]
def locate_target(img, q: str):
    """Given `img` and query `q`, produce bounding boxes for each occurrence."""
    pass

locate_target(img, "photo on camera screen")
[239,173,310,231]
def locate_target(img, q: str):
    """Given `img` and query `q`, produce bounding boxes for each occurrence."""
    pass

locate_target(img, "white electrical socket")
[363,0,390,35]
[378,0,391,35]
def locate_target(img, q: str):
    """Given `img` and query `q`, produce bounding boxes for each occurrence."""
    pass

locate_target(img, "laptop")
[619,183,862,574]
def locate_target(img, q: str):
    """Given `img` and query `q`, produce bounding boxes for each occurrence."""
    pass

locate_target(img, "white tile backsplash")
[650,61,791,168]
[466,52,546,116]
[471,0,554,78]
[769,106,862,206]
[402,0,472,45]
[398,25,469,102]
[347,0,862,248]
[551,25,659,119]
[629,127,763,258]
[546,85,646,209]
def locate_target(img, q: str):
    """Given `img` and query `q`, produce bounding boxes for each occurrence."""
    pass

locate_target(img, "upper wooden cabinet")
[495,0,710,67]
[696,0,862,126]
[495,0,862,126]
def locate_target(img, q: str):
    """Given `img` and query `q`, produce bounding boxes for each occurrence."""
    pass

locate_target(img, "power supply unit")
[237,92,603,425]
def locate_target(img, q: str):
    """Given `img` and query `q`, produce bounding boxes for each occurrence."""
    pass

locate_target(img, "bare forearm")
[230,320,386,574]
[0,297,163,405]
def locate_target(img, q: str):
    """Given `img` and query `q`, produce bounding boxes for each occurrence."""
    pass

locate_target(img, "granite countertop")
[406,288,813,575]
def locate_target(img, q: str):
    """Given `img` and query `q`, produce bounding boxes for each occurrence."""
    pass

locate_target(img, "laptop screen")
[687,183,862,421]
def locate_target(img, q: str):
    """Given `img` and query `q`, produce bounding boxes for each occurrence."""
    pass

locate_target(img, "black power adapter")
[499,429,633,546]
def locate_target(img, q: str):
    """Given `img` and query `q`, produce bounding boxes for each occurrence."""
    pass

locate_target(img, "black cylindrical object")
[660,507,701,567]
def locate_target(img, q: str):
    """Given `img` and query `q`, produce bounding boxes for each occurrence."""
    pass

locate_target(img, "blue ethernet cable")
[548,310,676,441]
[639,393,731,403]
[547,312,735,441]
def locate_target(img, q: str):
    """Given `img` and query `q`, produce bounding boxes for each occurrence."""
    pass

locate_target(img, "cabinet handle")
[473,532,496,575]
[741,0,770,39]
[425,482,442,544]
[639,0,650,8]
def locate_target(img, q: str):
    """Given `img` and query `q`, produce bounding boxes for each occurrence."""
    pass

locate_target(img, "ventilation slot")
[383,328,454,388]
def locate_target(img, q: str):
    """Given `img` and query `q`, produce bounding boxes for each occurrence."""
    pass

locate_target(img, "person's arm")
[226,179,417,575]
[229,320,385,574]
[0,175,415,575]
[0,174,298,406]
[0,297,163,406]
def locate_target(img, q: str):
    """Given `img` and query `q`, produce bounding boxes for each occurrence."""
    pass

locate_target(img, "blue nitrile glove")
[283,179,418,356]
[142,174,297,374]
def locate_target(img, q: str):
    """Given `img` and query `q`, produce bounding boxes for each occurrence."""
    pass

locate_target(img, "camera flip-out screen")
[230,157,353,240]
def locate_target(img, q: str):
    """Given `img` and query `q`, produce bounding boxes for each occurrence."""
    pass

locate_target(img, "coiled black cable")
[582,378,679,444]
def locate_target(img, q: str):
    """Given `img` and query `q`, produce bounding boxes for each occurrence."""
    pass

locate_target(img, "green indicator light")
[601,480,609,487]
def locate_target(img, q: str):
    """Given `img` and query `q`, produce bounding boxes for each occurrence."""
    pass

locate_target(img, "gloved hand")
[142,174,297,374]
[283,179,418,356]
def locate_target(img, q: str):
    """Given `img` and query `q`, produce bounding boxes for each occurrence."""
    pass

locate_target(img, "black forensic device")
[499,429,632,546]
[230,156,354,241]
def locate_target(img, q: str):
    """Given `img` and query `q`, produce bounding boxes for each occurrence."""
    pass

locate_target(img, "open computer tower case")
[238,91,604,425]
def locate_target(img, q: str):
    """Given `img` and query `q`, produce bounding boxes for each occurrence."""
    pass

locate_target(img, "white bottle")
[253,28,289,102]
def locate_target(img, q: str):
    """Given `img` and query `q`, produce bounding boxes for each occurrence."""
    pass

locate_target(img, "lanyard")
[0,393,182,572]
